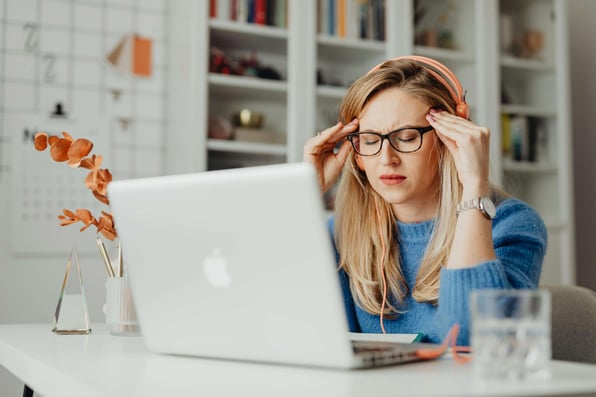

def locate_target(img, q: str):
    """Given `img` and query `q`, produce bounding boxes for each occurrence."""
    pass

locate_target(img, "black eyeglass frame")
[347,125,435,156]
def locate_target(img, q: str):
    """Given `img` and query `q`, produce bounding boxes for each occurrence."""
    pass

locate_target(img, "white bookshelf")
[165,0,575,285]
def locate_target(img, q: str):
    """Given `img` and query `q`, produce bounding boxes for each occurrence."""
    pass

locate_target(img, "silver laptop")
[108,162,436,369]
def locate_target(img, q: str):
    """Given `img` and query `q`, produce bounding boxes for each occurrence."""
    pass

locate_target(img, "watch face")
[481,197,496,219]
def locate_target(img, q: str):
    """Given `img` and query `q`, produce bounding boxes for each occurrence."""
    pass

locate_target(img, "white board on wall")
[1,0,168,255]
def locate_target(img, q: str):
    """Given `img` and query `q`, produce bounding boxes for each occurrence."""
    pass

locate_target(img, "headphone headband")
[367,56,469,119]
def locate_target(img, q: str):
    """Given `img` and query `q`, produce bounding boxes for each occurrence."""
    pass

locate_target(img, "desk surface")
[1,324,596,397]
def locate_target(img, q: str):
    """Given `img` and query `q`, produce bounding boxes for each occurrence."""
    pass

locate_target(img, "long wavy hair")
[334,58,464,316]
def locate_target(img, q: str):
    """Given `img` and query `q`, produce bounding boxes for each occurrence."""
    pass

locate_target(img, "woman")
[303,56,547,345]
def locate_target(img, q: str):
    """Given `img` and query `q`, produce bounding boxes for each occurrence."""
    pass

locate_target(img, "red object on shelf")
[210,0,216,18]
[255,0,266,25]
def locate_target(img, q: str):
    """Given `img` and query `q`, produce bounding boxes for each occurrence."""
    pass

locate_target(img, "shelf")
[542,218,569,231]
[414,46,475,63]
[500,104,556,118]
[317,85,347,100]
[317,34,385,51]
[502,159,558,174]
[500,54,555,71]
[207,139,287,156]
[210,18,288,40]
[209,73,287,100]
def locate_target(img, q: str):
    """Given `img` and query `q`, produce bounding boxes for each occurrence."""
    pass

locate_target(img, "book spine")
[247,0,255,23]
[210,0,217,18]
[501,113,512,160]
[275,0,287,28]
[358,0,367,39]
[337,0,346,37]
[255,0,267,25]
[236,0,248,22]
[328,0,335,35]
[217,0,231,20]
[319,0,329,34]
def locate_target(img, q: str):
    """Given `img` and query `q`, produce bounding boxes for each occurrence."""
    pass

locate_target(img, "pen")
[97,238,115,277]
[117,243,124,277]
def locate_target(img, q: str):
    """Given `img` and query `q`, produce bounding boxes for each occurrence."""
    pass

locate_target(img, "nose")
[378,136,401,165]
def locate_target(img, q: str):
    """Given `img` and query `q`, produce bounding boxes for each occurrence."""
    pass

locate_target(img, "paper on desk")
[348,332,423,343]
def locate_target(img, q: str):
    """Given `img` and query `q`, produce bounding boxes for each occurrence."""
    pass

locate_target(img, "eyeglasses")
[347,126,434,156]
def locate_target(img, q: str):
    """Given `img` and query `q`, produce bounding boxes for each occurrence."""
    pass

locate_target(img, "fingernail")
[429,108,438,114]
[349,118,358,125]
[426,113,435,122]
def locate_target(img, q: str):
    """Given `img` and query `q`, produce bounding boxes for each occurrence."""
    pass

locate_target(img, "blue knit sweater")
[329,198,547,346]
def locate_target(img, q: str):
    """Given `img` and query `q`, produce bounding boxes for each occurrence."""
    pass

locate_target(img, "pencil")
[97,238,115,277]
[117,243,124,277]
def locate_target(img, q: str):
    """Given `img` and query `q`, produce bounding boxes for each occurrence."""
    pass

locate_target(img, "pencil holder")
[104,277,141,336]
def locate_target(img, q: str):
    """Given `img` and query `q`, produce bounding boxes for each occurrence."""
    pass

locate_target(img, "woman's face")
[357,87,441,222]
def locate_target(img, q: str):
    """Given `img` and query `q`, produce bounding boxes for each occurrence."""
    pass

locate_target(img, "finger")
[428,114,485,142]
[333,139,353,165]
[428,111,474,130]
[316,119,358,141]
[315,121,343,138]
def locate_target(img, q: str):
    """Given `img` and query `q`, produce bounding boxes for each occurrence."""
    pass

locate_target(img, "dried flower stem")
[33,131,117,240]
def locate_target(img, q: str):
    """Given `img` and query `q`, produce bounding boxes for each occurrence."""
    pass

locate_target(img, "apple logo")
[202,248,231,287]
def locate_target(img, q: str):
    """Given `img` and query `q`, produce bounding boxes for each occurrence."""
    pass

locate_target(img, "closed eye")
[362,135,380,145]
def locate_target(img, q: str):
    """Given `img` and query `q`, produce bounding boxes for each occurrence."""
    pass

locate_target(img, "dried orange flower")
[34,131,117,240]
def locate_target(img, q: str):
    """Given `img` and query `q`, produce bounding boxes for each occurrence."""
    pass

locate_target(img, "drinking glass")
[470,289,551,381]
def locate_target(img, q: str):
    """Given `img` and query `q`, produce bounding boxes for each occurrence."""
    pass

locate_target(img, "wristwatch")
[456,196,496,220]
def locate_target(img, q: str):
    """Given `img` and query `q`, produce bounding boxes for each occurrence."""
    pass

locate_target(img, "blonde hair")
[334,59,464,316]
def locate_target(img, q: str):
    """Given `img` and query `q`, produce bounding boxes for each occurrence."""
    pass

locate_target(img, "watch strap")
[456,197,481,216]
[456,196,495,219]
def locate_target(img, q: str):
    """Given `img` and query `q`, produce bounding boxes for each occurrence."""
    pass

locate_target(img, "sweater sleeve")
[437,198,548,345]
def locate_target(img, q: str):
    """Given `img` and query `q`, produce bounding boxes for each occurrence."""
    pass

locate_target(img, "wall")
[0,0,168,393]
[569,0,596,291]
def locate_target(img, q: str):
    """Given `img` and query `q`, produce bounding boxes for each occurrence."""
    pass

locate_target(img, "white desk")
[1,324,596,397]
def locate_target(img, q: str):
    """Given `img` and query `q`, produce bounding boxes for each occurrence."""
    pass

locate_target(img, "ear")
[355,155,365,171]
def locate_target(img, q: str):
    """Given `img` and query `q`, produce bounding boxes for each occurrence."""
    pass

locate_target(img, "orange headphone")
[367,55,469,119]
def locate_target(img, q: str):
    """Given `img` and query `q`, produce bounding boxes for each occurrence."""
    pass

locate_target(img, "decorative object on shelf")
[414,0,457,49]
[512,30,544,59]
[316,69,346,88]
[233,109,263,128]
[208,114,234,140]
[230,109,284,144]
[209,47,282,80]
[52,247,92,335]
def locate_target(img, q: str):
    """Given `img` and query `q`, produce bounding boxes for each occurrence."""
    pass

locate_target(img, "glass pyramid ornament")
[52,247,92,334]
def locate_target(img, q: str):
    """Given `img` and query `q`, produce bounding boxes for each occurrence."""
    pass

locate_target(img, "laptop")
[107,162,440,369]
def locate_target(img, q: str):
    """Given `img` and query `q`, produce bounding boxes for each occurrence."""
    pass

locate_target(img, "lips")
[380,174,406,185]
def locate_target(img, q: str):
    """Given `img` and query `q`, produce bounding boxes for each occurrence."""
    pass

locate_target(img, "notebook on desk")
[107,162,441,369]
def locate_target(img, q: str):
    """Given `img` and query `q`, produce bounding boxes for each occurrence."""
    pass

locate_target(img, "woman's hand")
[426,109,491,196]
[303,120,358,193]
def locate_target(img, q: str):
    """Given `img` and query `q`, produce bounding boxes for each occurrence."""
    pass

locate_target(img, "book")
[348,332,423,344]
[510,115,529,162]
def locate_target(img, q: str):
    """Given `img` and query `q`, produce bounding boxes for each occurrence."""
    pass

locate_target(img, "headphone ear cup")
[355,156,365,171]
[456,102,470,119]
